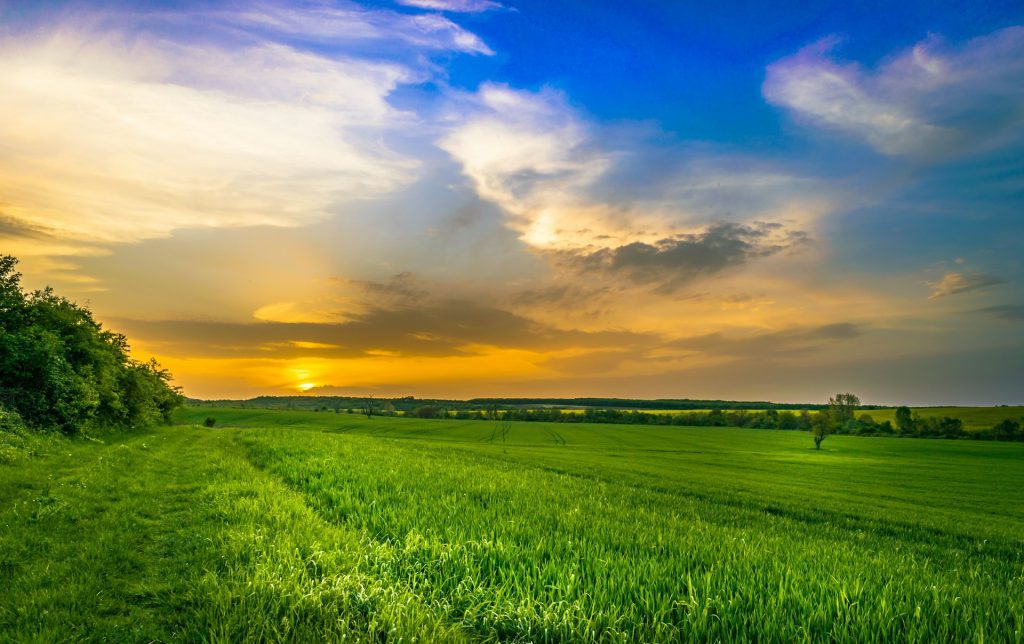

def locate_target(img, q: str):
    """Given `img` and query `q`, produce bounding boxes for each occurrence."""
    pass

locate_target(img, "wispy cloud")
[0,31,418,249]
[0,1,499,267]
[397,0,503,14]
[670,323,865,358]
[928,271,1004,298]
[223,1,495,55]
[973,304,1024,320]
[764,27,1024,158]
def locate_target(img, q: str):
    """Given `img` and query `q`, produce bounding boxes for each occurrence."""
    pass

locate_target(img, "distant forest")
[189,394,870,412]
[190,395,1023,442]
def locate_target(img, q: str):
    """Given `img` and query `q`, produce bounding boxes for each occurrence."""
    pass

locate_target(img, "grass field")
[2,407,1023,641]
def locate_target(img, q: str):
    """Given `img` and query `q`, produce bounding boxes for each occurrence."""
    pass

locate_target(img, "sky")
[2,0,1023,405]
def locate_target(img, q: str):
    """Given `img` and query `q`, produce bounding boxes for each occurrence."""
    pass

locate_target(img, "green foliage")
[411,405,443,418]
[203,417,217,428]
[895,406,914,435]
[980,418,1022,442]
[0,255,182,434]
[0,406,29,464]
[810,408,833,449]
[828,392,861,424]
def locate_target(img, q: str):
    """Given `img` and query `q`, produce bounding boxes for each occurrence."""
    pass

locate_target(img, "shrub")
[0,255,182,434]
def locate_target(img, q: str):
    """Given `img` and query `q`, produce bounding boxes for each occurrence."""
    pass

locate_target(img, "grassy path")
[0,428,460,642]
[0,430,208,640]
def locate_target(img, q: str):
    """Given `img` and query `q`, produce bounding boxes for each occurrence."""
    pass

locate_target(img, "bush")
[412,406,442,419]
[0,255,183,434]
[991,418,1020,441]
[0,406,32,464]
[204,417,217,428]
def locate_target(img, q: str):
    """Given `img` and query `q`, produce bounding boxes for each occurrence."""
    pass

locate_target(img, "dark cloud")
[669,323,864,358]
[0,213,47,239]
[113,300,654,359]
[511,284,611,307]
[556,222,807,291]
[341,272,430,307]
[974,305,1024,321]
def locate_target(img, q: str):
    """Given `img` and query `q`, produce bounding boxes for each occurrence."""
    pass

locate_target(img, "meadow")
[1,407,1023,641]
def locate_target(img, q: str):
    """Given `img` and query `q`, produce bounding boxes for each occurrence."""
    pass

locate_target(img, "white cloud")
[764,27,1024,157]
[225,1,494,55]
[0,0,503,259]
[439,84,618,249]
[0,25,422,246]
[440,85,830,253]
[397,0,502,13]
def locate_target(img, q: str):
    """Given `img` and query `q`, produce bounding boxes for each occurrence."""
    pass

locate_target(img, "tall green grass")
[2,407,1022,641]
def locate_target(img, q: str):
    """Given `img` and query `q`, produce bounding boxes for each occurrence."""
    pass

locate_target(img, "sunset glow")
[2,1,1022,404]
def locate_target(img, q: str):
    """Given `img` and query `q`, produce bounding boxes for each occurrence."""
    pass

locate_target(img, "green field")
[2,408,1023,641]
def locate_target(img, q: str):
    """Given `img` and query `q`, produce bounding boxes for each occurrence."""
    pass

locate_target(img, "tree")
[828,393,861,424]
[361,396,376,419]
[811,411,833,450]
[894,406,915,436]
[797,410,812,430]
[992,418,1020,441]
[412,405,441,419]
[0,254,182,433]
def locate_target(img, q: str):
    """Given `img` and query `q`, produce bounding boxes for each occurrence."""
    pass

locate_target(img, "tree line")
[0,256,182,434]
[401,395,1023,444]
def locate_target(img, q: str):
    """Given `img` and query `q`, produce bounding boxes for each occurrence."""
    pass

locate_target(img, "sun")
[297,382,316,392]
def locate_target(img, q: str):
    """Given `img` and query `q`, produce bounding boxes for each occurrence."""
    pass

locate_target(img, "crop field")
[867,406,1024,431]
[2,407,1023,642]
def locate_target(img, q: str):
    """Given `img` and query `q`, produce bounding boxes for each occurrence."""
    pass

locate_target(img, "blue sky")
[1,0,1022,402]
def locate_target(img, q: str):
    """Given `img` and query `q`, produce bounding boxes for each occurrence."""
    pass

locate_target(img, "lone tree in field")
[811,412,832,450]
[361,396,376,419]
[812,392,862,449]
